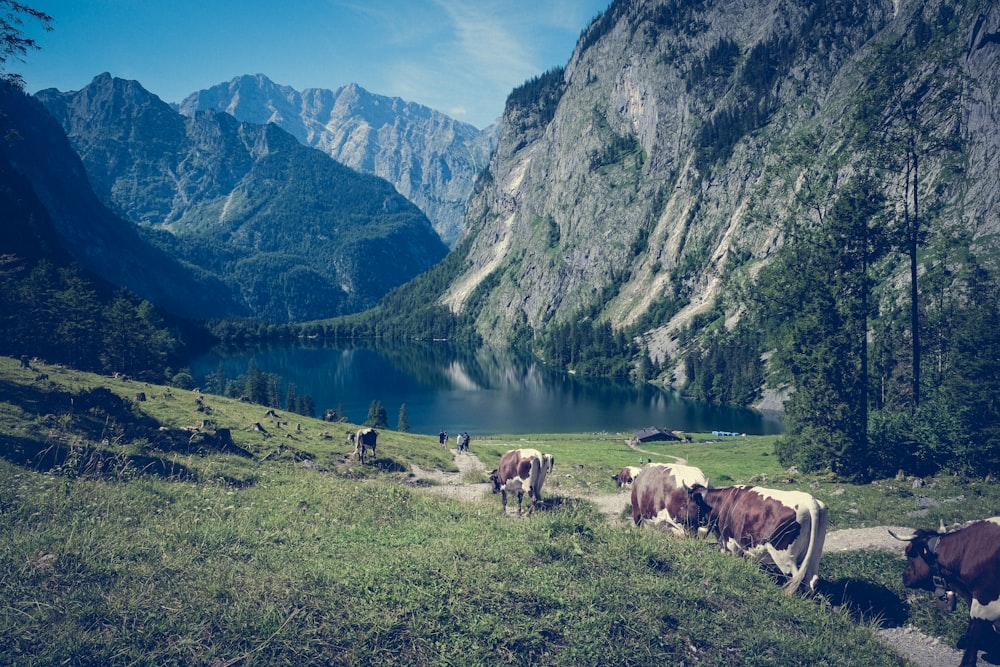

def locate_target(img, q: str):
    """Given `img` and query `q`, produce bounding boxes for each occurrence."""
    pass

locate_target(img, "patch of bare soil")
[823,526,916,554]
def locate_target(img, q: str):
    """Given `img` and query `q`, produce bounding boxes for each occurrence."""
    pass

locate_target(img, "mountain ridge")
[35,74,449,322]
[0,81,243,321]
[179,74,498,245]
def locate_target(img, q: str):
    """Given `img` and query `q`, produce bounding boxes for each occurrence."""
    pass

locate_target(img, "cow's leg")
[959,617,987,667]
[501,489,508,513]
[664,517,686,537]
[516,490,524,516]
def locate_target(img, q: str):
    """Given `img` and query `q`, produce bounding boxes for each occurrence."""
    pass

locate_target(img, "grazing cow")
[890,518,1000,667]
[631,463,710,537]
[687,484,828,594]
[488,448,555,515]
[353,428,378,464]
[612,466,642,489]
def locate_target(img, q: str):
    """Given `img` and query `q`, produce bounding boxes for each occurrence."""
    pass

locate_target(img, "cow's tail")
[785,500,829,594]
[526,456,551,514]
[527,456,542,507]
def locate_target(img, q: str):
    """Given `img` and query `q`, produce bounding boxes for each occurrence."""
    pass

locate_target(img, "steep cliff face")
[445,0,999,374]
[179,75,497,245]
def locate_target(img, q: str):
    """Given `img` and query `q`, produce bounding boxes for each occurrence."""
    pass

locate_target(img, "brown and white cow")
[687,484,828,594]
[353,428,377,464]
[488,448,555,515]
[612,466,642,489]
[631,463,710,537]
[890,517,1000,667]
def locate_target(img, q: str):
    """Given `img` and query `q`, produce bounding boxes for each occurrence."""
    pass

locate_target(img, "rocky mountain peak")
[180,74,496,245]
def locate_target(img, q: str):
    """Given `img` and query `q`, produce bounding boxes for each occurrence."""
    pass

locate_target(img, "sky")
[15,0,610,129]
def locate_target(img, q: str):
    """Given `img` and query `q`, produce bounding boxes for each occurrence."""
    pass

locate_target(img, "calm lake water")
[190,340,783,437]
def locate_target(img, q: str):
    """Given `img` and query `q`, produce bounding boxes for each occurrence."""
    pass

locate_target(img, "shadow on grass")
[2,434,197,481]
[0,379,215,481]
[371,457,407,473]
[814,577,909,626]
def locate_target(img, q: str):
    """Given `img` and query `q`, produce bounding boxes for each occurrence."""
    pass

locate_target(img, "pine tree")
[298,394,315,419]
[766,176,886,479]
[397,403,410,432]
[243,363,269,406]
[854,24,966,411]
[367,400,388,429]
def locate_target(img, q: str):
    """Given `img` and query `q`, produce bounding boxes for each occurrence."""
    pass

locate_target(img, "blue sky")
[17,0,609,129]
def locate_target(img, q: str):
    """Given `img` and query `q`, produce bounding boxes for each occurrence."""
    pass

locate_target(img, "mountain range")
[179,74,498,246]
[0,82,241,320]
[33,74,449,322]
[5,0,999,404]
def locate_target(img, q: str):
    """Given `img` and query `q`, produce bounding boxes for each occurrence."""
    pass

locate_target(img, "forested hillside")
[0,82,243,321]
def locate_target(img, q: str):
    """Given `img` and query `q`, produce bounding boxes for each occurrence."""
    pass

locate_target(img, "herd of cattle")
[491,450,999,667]
[612,461,1000,667]
[349,436,999,666]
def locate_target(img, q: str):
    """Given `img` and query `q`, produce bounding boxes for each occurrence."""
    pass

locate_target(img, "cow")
[687,484,828,594]
[488,448,555,516]
[612,466,642,489]
[631,463,710,537]
[890,517,1000,667]
[353,428,378,464]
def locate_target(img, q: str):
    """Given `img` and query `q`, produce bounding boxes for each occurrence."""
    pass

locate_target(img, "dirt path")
[405,452,975,667]
[407,448,490,502]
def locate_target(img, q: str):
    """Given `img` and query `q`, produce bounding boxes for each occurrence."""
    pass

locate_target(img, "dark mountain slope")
[0,82,243,320]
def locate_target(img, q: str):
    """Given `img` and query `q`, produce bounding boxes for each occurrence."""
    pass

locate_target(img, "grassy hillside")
[1,356,991,665]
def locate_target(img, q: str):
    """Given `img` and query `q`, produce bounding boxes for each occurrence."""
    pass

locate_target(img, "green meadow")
[1,356,992,665]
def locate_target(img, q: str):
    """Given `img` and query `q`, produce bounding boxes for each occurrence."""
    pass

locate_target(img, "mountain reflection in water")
[190,340,782,436]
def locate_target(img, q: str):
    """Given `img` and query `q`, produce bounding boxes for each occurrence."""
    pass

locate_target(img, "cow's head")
[685,483,711,524]
[488,469,501,493]
[612,467,633,487]
[542,454,555,474]
[889,528,940,590]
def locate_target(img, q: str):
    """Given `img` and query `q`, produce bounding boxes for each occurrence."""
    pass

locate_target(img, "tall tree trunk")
[910,147,921,408]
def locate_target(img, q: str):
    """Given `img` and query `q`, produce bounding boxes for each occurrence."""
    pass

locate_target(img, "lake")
[189,340,783,437]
